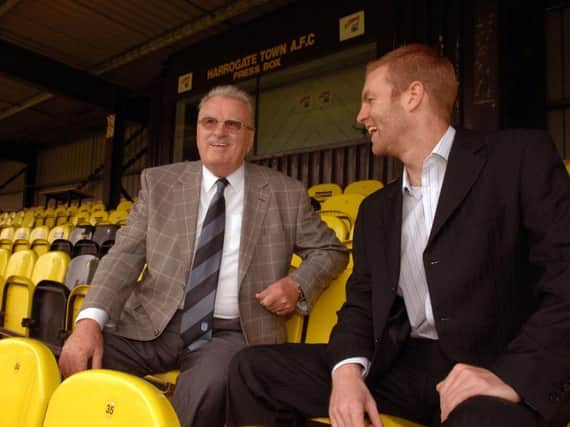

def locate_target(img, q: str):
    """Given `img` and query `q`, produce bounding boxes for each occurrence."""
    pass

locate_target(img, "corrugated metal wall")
[36,123,148,206]
[0,123,149,210]
[250,138,403,189]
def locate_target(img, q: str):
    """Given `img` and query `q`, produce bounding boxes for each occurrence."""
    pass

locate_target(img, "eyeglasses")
[198,116,254,133]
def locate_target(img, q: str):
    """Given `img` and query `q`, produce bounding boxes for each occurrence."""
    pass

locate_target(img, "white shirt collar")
[402,126,455,191]
[201,164,245,194]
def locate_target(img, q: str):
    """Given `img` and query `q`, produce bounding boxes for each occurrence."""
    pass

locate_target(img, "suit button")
[440,317,449,322]
[429,259,440,265]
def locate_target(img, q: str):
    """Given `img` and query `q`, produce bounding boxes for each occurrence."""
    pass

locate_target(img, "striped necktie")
[180,177,228,350]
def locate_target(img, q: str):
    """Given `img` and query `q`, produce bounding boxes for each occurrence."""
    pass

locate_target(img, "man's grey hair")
[198,85,254,121]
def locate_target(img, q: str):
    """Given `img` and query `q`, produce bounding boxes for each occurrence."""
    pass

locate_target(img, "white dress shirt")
[77,164,245,328]
[333,126,456,376]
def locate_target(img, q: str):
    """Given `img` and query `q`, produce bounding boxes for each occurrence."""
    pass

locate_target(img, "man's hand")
[59,318,104,378]
[255,276,301,316]
[329,364,382,427]
[436,363,521,422]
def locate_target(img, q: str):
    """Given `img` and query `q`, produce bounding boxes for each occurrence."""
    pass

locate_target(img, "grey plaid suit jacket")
[82,161,348,344]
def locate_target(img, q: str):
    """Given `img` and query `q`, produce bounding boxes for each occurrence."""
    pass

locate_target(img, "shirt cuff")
[332,357,371,377]
[75,308,109,330]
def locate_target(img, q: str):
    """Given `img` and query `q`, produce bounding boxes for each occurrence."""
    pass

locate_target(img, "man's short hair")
[367,44,458,121]
[198,85,255,123]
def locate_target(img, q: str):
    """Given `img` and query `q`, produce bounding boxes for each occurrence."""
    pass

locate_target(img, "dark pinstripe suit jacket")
[327,129,570,424]
[82,161,348,345]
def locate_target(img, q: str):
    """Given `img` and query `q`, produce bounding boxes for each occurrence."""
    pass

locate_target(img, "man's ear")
[403,81,425,112]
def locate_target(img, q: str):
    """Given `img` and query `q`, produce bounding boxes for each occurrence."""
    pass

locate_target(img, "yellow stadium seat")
[22,211,35,228]
[3,249,37,284]
[0,250,36,336]
[48,225,71,244]
[564,160,570,175]
[65,284,90,332]
[11,213,24,228]
[0,250,69,337]
[31,251,70,286]
[0,226,15,252]
[307,266,424,427]
[320,193,365,229]
[286,312,304,343]
[89,210,109,225]
[66,206,78,217]
[90,201,106,212]
[344,179,384,197]
[116,199,133,212]
[30,226,51,257]
[13,226,32,252]
[305,267,351,344]
[308,183,343,203]
[43,369,180,427]
[108,209,128,225]
[0,247,9,277]
[70,210,91,226]
[0,337,61,427]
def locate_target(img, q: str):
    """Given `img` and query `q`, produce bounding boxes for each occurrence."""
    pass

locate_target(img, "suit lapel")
[177,162,202,271]
[427,130,487,247]
[383,181,403,293]
[238,163,270,286]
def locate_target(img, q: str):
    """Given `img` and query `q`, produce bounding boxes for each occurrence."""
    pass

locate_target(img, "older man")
[59,85,348,427]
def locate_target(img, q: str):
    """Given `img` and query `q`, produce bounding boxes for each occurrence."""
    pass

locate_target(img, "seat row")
[0,223,118,256]
[0,199,133,228]
[0,233,109,353]
[0,338,180,427]
[308,179,384,203]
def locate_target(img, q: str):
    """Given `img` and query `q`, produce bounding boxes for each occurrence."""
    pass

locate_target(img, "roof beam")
[0,40,147,121]
[0,0,272,121]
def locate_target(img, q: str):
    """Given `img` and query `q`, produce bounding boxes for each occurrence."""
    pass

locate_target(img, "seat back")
[0,337,60,427]
[30,226,51,257]
[47,225,71,244]
[108,209,129,225]
[89,210,109,225]
[0,247,9,277]
[69,225,94,246]
[92,224,119,248]
[320,193,365,228]
[65,284,90,331]
[116,199,133,212]
[286,312,305,343]
[32,251,70,286]
[305,267,352,343]
[42,369,181,427]
[13,227,32,252]
[28,283,70,353]
[0,250,38,336]
[344,179,384,197]
[64,255,99,290]
[0,226,15,252]
[307,183,343,203]
[70,210,91,226]
[4,249,37,282]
